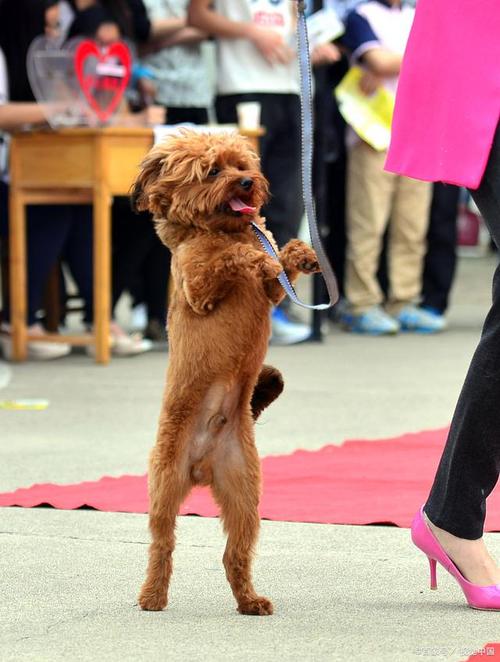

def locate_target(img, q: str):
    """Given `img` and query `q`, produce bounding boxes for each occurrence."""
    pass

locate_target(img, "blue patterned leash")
[251,0,340,310]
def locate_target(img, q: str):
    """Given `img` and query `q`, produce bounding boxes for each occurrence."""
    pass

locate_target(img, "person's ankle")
[425,514,500,585]
[425,513,477,548]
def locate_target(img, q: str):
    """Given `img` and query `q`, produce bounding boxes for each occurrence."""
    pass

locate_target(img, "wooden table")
[8,126,263,364]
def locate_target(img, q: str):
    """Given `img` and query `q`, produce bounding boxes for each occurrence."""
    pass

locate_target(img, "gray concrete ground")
[1,255,500,661]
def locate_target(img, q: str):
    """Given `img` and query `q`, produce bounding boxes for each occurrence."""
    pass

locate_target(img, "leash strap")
[252,0,340,310]
[251,221,323,310]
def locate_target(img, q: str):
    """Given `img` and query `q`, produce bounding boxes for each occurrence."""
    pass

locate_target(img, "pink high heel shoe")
[411,507,500,610]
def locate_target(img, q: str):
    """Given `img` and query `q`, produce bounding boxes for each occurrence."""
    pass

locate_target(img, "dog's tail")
[251,365,284,421]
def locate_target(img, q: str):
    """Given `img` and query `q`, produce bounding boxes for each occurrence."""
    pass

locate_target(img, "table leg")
[9,189,28,361]
[93,186,111,364]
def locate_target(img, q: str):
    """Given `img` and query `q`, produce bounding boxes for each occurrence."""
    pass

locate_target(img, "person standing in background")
[310,0,350,311]
[0,0,159,358]
[129,0,213,341]
[188,0,339,344]
[420,183,461,328]
[339,0,443,336]
[0,0,85,360]
[67,0,172,346]
[140,0,212,125]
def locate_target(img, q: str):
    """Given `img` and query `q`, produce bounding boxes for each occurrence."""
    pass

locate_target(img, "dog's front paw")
[281,239,321,274]
[138,585,168,612]
[259,258,283,281]
[298,253,320,274]
[294,245,321,274]
[238,596,274,616]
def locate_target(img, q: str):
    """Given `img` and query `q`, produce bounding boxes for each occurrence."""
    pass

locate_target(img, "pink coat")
[386,0,500,189]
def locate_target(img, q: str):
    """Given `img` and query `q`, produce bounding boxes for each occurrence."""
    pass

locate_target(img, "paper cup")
[236,102,261,130]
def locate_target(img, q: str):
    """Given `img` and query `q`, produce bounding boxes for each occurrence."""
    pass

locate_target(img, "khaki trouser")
[345,140,432,315]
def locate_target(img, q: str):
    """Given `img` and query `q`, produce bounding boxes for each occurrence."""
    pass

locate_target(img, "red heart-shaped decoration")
[74,40,131,123]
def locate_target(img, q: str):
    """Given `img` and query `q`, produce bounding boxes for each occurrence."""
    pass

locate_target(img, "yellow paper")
[0,399,49,410]
[335,66,395,152]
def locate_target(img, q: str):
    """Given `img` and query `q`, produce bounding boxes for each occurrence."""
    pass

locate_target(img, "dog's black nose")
[239,177,253,190]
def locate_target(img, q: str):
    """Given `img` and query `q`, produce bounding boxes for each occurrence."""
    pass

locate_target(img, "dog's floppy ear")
[130,148,166,214]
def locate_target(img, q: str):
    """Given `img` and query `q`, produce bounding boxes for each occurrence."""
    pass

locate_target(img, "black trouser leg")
[62,205,93,323]
[112,197,171,324]
[425,126,500,539]
[163,107,208,125]
[142,238,170,325]
[3,205,73,326]
[421,183,460,313]
[258,95,303,249]
[111,198,155,311]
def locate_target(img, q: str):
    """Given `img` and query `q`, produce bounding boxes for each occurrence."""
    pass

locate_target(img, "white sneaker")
[395,304,447,334]
[86,321,153,358]
[111,321,153,356]
[130,303,147,332]
[270,308,311,346]
[0,323,71,361]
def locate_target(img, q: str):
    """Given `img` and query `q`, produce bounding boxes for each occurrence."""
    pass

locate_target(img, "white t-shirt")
[214,0,300,95]
[347,1,415,95]
[0,48,9,178]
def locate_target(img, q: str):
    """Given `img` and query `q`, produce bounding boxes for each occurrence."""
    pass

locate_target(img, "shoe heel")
[428,557,438,590]
[413,506,500,610]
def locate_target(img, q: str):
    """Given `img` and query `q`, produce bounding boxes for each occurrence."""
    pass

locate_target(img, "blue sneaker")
[421,306,448,330]
[396,304,446,333]
[270,308,311,345]
[342,306,400,335]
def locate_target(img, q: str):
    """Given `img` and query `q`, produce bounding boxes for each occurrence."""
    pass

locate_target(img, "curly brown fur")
[132,130,320,616]
[251,365,284,421]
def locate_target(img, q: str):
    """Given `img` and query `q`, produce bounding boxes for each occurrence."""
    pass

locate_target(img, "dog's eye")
[208,167,220,177]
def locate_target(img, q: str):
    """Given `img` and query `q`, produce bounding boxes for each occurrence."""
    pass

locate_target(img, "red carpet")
[2,427,500,530]
[467,645,500,660]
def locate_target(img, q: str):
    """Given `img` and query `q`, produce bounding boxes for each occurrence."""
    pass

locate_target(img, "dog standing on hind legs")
[131,130,320,615]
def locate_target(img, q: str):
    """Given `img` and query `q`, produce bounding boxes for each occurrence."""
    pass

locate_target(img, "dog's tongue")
[229,197,255,215]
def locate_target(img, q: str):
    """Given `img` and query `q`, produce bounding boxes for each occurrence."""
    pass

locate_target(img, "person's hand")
[139,105,166,126]
[137,77,158,106]
[149,26,209,51]
[41,101,95,127]
[248,25,294,65]
[73,0,96,9]
[311,43,341,66]
[359,70,383,96]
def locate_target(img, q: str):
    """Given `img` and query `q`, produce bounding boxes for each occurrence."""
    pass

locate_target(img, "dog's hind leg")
[251,365,284,421]
[212,440,273,616]
[138,445,191,611]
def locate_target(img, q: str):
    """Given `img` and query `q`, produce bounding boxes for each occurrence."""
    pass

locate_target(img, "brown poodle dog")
[132,130,320,616]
